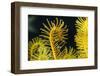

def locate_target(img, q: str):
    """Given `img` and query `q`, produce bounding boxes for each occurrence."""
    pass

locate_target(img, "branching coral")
[28,37,52,60]
[40,18,68,59]
[75,17,88,58]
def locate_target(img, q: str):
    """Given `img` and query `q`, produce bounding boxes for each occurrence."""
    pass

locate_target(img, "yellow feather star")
[28,37,52,60]
[40,18,68,59]
[75,17,88,58]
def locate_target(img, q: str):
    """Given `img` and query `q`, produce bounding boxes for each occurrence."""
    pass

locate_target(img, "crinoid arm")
[63,47,78,59]
[40,18,68,59]
[55,47,77,59]
[75,17,88,58]
[28,37,52,60]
